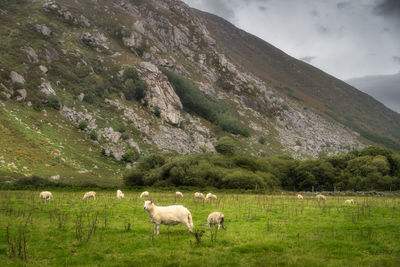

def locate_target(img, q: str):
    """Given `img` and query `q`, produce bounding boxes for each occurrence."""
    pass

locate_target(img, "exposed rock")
[10,71,25,84]
[78,14,90,27]
[16,89,27,101]
[21,47,39,63]
[39,81,56,96]
[77,93,84,101]
[39,65,48,73]
[137,61,183,124]
[100,127,121,143]
[127,138,141,153]
[81,31,110,50]
[44,45,59,62]
[33,24,52,36]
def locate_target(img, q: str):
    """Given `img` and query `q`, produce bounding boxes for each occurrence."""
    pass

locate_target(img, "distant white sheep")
[194,192,205,200]
[316,194,326,201]
[206,193,217,200]
[345,199,354,204]
[117,189,125,200]
[83,191,96,200]
[143,200,193,235]
[40,191,53,200]
[297,194,303,200]
[207,212,225,229]
[140,191,149,198]
[176,192,183,198]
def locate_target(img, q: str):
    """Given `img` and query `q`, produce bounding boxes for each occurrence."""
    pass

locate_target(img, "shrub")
[123,169,144,186]
[215,137,236,155]
[78,120,89,131]
[258,136,266,144]
[90,130,98,141]
[121,132,129,140]
[123,67,139,81]
[122,148,139,163]
[221,170,265,189]
[138,153,166,170]
[83,91,96,104]
[116,122,126,133]
[153,106,161,118]
[48,96,60,110]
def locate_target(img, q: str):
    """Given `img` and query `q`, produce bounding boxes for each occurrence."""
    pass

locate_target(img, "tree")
[215,137,236,155]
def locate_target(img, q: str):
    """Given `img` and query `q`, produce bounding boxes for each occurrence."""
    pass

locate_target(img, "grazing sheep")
[207,212,225,230]
[40,191,53,200]
[82,191,96,200]
[140,191,149,198]
[194,192,205,200]
[316,194,326,201]
[143,200,193,235]
[117,190,125,200]
[345,199,354,204]
[206,193,217,200]
[176,192,184,198]
[297,194,303,200]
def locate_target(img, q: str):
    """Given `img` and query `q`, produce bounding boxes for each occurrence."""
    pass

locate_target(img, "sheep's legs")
[153,224,160,235]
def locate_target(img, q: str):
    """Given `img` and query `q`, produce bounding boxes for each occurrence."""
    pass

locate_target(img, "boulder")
[33,24,52,36]
[21,47,39,63]
[10,71,25,84]
[16,89,27,101]
[77,93,84,101]
[39,65,48,73]
[39,81,56,96]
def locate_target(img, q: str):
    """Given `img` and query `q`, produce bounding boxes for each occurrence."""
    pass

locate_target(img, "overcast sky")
[182,0,400,81]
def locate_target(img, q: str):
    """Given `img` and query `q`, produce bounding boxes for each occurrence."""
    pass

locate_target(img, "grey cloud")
[337,2,351,10]
[393,56,400,64]
[258,6,267,12]
[374,0,400,18]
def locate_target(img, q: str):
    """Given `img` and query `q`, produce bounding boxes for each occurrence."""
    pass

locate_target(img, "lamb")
[316,194,326,201]
[194,192,205,200]
[297,194,303,200]
[140,191,149,198]
[207,212,225,230]
[40,191,53,200]
[345,199,354,204]
[82,191,96,200]
[117,189,125,200]
[176,191,184,198]
[206,193,217,200]
[143,200,193,235]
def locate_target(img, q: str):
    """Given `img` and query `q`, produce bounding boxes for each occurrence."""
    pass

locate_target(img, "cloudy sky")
[182,0,400,81]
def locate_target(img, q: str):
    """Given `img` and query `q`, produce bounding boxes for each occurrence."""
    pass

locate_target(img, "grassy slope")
[197,10,400,150]
[0,101,123,186]
[0,190,399,266]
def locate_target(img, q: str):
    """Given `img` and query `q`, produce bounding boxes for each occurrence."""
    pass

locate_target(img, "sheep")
[176,192,183,198]
[194,192,205,200]
[140,191,149,198]
[117,189,125,200]
[345,199,354,204]
[40,191,53,200]
[143,200,193,235]
[206,193,217,200]
[82,191,96,200]
[297,194,303,200]
[207,212,225,230]
[316,194,326,201]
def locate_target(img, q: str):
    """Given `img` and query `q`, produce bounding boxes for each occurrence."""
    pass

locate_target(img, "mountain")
[347,73,400,113]
[0,0,399,185]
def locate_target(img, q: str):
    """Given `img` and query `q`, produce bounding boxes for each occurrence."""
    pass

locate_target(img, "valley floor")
[0,190,399,266]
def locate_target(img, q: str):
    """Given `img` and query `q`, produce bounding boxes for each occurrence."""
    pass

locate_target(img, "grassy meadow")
[0,190,399,266]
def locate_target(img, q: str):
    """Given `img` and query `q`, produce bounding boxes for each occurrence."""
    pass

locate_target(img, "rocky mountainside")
[0,0,397,184]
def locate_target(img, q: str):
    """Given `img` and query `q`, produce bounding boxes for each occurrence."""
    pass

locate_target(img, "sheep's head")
[144,200,153,211]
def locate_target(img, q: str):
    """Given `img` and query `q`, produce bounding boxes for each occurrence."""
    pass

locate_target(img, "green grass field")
[0,190,399,266]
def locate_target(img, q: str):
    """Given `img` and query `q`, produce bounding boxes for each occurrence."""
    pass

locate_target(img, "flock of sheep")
[39,191,354,235]
[39,190,224,235]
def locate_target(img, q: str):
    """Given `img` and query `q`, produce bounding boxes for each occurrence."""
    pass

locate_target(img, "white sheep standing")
[117,189,125,200]
[143,200,193,235]
[345,199,354,204]
[176,192,184,198]
[316,194,326,201]
[206,193,217,200]
[140,191,149,198]
[194,192,205,200]
[207,212,225,229]
[82,191,96,200]
[297,194,303,200]
[40,191,53,200]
